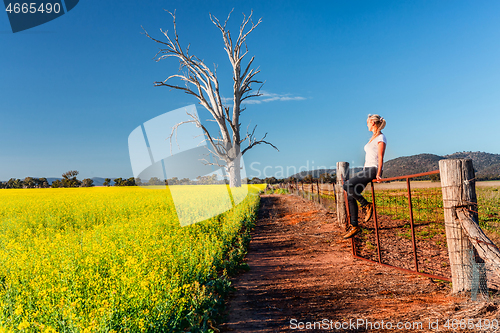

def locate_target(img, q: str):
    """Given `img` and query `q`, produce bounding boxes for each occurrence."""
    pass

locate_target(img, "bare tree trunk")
[227,158,241,187]
[336,162,349,230]
[439,159,476,294]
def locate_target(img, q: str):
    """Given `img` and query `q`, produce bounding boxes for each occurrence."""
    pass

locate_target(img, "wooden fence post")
[336,162,349,230]
[439,159,475,294]
[316,180,320,203]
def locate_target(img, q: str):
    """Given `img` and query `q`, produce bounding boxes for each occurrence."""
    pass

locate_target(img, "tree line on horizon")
[0,171,251,189]
[0,171,95,189]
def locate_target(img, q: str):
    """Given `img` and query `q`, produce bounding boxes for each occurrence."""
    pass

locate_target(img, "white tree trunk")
[227,158,241,188]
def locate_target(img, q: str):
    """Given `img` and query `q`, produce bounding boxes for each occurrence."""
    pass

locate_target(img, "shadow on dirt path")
[220,194,500,332]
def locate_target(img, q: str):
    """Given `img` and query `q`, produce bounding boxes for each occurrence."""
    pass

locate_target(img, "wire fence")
[353,171,451,282]
[267,173,500,300]
[268,172,452,281]
[267,181,337,212]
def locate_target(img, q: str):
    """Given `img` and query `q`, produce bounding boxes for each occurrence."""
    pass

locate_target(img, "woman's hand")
[375,174,382,182]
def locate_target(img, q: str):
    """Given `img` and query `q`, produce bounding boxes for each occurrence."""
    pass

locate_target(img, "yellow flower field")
[0,185,263,332]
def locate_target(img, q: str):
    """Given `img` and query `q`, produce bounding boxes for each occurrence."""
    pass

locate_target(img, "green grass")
[265,188,289,195]
[375,185,500,239]
[372,188,444,223]
[477,186,500,234]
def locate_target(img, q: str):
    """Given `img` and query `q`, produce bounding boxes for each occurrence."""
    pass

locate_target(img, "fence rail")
[354,170,450,282]
[268,170,451,282]
[267,160,500,298]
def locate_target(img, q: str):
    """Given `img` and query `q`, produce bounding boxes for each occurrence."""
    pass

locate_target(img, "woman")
[343,114,387,239]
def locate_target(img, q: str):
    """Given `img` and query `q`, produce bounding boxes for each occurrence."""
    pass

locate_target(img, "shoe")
[363,203,373,222]
[343,226,361,239]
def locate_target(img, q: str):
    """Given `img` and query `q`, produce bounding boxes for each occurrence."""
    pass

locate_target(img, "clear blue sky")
[1,0,500,180]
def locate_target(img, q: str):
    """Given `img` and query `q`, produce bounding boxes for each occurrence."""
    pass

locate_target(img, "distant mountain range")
[383,151,500,179]
[290,151,500,180]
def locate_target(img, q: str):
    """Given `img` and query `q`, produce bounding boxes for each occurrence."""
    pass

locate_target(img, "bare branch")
[239,124,279,155]
[239,123,257,146]
[241,132,279,155]
[166,119,196,154]
[199,157,226,168]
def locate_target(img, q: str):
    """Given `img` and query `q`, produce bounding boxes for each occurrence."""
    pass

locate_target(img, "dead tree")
[143,10,278,187]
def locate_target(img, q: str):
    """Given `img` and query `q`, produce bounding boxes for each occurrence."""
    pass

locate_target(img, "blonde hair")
[368,114,386,142]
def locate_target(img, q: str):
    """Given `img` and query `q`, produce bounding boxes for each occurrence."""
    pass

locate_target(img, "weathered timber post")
[336,162,349,230]
[439,159,476,294]
[316,179,320,203]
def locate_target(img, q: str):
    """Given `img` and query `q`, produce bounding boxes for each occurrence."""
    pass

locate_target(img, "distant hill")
[290,169,335,180]
[46,178,61,185]
[476,163,500,180]
[90,177,108,186]
[383,151,500,180]
[382,153,444,178]
[289,151,500,181]
[444,151,500,171]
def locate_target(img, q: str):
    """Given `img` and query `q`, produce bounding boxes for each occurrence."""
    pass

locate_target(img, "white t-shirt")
[364,133,387,169]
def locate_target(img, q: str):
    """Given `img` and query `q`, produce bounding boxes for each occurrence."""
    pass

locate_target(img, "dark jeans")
[343,167,379,226]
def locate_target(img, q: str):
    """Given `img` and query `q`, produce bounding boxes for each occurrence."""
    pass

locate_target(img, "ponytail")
[368,114,386,143]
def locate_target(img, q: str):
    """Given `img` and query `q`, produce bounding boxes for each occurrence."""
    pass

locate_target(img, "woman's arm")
[376,141,386,181]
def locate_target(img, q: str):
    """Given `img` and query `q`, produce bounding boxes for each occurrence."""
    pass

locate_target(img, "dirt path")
[220,194,500,332]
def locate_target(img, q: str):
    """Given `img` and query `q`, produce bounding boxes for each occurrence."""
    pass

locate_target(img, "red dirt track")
[220,194,500,332]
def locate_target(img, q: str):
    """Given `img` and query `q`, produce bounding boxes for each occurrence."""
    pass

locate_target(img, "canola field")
[0,185,263,332]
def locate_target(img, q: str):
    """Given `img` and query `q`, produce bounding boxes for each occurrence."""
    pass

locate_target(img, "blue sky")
[1,0,500,180]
